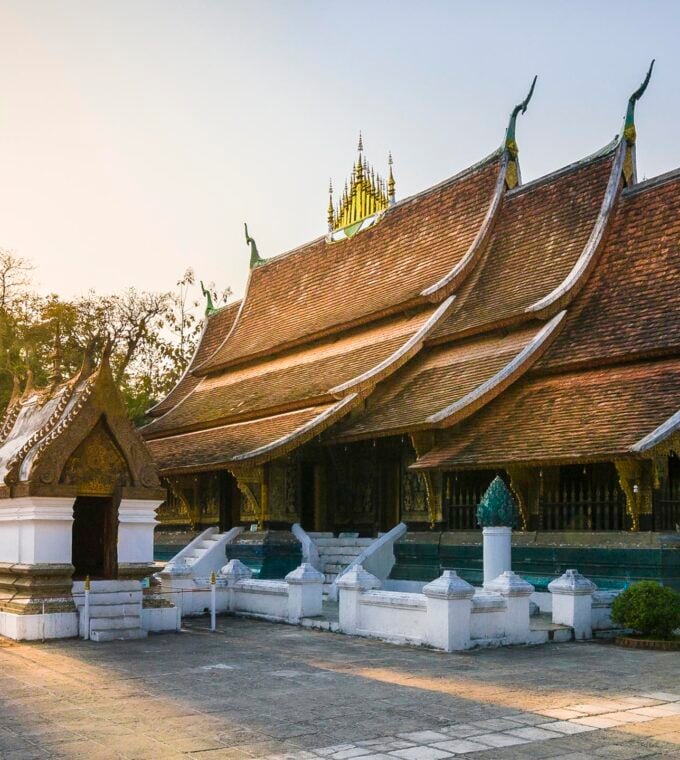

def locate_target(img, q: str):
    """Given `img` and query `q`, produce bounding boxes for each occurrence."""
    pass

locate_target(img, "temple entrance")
[71,496,118,579]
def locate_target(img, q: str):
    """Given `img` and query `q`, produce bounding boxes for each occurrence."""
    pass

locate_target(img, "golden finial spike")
[357,131,363,153]
[388,151,396,204]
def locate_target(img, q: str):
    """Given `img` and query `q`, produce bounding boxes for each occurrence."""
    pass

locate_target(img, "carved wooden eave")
[0,358,163,500]
[630,410,680,457]
[426,311,567,428]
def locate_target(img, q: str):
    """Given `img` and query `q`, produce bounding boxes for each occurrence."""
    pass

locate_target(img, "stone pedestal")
[548,568,597,640]
[423,570,475,651]
[225,530,302,579]
[482,526,512,586]
[337,565,381,634]
[285,563,324,622]
[485,570,534,644]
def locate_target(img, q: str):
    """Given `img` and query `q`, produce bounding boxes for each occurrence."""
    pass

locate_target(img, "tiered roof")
[144,66,679,474]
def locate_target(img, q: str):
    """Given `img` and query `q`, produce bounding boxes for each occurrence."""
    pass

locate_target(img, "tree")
[0,253,228,425]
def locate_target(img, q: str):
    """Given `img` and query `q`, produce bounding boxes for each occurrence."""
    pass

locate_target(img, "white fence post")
[482,527,512,586]
[210,571,216,631]
[285,563,324,623]
[485,570,534,644]
[83,575,91,641]
[337,565,380,634]
[423,570,475,652]
[548,569,596,640]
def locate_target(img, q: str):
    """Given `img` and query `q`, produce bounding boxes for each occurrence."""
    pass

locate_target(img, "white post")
[336,565,380,635]
[423,570,475,652]
[210,571,216,632]
[83,575,91,641]
[485,570,534,644]
[548,569,596,640]
[482,526,512,586]
[220,559,253,613]
[285,563,324,623]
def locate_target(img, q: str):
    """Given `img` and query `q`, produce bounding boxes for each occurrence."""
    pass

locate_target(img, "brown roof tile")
[147,301,240,417]
[538,170,680,370]
[413,358,680,469]
[143,310,432,438]
[431,149,616,340]
[147,405,333,473]
[196,156,503,372]
[331,325,542,441]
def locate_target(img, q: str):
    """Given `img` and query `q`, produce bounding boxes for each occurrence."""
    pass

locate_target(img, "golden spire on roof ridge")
[388,151,396,204]
[328,134,391,232]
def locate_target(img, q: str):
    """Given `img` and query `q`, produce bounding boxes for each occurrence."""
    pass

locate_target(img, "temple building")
[143,65,680,588]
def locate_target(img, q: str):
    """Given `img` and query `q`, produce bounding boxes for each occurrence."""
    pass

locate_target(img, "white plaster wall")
[0,498,75,565]
[141,606,180,632]
[117,499,162,565]
[357,591,427,645]
[0,611,78,641]
[233,580,289,619]
[470,606,506,639]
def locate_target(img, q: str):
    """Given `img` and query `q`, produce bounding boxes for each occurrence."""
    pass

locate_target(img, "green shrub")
[611,581,680,639]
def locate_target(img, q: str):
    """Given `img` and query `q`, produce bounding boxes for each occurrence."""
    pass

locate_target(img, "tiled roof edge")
[426,311,567,427]
[420,153,509,299]
[506,138,619,198]
[328,297,455,397]
[623,166,680,196]
[525,138,626,316]
[230,393,361,465]
[630,409,680,453]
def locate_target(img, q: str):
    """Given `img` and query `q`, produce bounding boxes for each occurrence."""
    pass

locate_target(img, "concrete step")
[74,591,143,606]
[90,627,147,642]
[77,604,141,618]
[314,538,374,548]
[89,616,143,631]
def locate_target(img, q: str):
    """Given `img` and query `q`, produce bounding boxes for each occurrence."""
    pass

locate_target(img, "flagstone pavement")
[0,616,678,759]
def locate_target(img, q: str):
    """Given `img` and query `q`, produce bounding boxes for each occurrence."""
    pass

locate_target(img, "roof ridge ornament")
[623,59,655,146]
[200,280,216,316]
[245,223,264,269]
[503,75,537,189]
[622,60,655,186]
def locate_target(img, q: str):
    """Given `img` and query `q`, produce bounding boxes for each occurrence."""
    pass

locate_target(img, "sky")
[1,1,679,302]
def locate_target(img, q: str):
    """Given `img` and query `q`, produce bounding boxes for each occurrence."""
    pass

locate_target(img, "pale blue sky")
[1,1,678,301]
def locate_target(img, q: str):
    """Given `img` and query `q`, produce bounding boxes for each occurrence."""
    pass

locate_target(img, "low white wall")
[0,610,78,641]
[142,605,181,632]
[357,590,427,646]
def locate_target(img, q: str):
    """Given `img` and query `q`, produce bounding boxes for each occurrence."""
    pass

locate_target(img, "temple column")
[615,459,653,531]
[117,497,163,580]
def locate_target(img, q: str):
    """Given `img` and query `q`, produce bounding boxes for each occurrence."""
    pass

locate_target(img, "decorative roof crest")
[623,59,655,145]
[504,75,537,159]
[200,281,216,315]
[245,223,264,269]
[328,133,394,240]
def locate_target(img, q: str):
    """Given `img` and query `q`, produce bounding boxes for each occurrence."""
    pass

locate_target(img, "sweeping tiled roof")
[147,403,344,473]
[431,146,617,341]
[331,323,550,441]
[147,300,240,418]
[142,309,437,439]
[538,168,680,371]
[195,154,504,374]
[412,358,680,469]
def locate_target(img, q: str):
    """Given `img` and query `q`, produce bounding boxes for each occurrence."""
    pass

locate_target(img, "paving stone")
[470,718,524,731]
[440,724,486,738]
[473,732,531,747]
[540,721,599,735]
[505,726,564,741]
[640,693,680,702]
[429,738,490,754]
[389,748,453,759]
[396,731,450,743]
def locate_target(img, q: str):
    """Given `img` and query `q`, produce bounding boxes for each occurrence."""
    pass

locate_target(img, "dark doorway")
[218,471,241,532]
[300,463,316,531]
[72,496,118,579]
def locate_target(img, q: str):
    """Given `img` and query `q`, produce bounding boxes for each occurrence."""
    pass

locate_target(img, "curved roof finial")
[388,151,396,204]
[357,131,363,154]
[504,75,538,157]
[244,223,264,268]
[200,281,216,315]
[624,59,655,144]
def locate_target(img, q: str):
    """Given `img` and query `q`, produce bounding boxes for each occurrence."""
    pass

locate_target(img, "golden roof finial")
[328,133,391,233]
[327,179,334,231]
[388,151,396,204]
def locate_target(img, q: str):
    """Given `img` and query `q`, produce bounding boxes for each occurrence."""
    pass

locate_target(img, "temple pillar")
[409,432,443,528]
[506,466,539,531]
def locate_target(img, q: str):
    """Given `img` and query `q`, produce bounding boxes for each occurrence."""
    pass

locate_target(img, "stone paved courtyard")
[0,617,679,759]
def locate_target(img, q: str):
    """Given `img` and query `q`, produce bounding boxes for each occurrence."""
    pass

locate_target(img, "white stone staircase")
[161,526,244,582]
[309,533,375,596]
[73,580,147,642]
